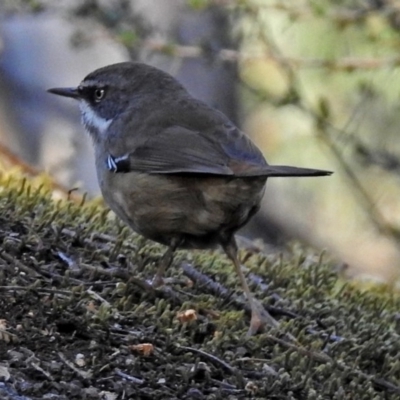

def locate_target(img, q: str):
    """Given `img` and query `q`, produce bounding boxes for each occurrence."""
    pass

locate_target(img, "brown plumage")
[48,62,332,335]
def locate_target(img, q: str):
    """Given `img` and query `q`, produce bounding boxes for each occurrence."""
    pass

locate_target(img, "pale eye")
[94,88,105,102]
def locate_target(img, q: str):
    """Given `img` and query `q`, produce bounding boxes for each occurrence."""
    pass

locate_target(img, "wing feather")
[114,124,268,176]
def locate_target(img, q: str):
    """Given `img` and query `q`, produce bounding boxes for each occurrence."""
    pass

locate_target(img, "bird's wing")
[107,123,269,176]
[107,122,332,178]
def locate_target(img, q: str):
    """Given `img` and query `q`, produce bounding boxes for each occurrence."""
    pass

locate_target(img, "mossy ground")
[0,172,399,400]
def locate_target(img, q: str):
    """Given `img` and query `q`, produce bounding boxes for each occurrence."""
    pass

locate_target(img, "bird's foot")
[247,300,279,336]
[150,274,164,288]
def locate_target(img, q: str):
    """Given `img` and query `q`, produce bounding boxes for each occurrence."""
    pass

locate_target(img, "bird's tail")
[263,165,332,177]
[238,165,333,177]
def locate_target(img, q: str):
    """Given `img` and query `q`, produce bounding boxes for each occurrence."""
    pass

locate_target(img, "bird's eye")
[94,88,105,102]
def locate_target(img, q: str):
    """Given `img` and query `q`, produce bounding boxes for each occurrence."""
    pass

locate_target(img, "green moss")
[0,172,399,399]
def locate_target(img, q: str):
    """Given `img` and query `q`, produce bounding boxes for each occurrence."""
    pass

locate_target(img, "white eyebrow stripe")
[79,80,99,88]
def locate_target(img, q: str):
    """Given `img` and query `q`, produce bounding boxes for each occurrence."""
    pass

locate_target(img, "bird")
[48,62,332,335]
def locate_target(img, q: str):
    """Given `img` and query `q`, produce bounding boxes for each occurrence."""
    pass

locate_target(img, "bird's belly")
[99,171,266,248]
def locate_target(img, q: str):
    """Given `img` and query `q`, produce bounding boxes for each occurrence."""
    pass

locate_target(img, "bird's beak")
[47,87,80,99]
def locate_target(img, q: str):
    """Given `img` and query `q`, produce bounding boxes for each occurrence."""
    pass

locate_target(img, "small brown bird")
[48,62,332,335]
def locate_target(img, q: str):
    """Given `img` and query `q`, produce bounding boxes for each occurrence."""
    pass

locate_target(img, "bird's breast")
[97,167,266,248]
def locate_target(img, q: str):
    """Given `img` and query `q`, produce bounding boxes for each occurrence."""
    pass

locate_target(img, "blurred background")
[1,0,400,284]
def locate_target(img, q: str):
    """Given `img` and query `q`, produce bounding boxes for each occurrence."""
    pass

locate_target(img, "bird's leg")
[151,238,180,288]
[222,236,279,336]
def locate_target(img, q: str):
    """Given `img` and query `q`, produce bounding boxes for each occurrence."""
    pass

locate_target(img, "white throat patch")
[79,100,112,136]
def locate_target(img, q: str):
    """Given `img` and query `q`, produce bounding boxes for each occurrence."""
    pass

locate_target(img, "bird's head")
[48,62,186,141]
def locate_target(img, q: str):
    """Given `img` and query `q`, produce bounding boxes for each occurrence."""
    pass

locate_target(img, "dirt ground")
[0,176,400,400]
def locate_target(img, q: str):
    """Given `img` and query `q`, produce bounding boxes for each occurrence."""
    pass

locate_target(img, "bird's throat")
[79,100,112,139]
